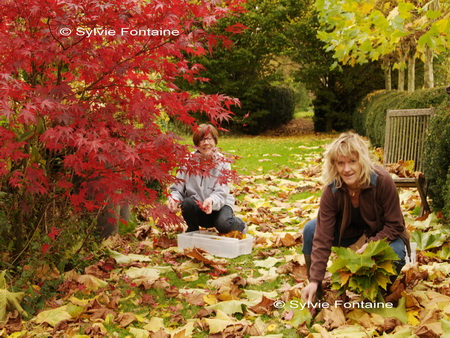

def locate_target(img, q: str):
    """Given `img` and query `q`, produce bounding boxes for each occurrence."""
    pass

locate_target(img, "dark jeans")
[181,197,245,233]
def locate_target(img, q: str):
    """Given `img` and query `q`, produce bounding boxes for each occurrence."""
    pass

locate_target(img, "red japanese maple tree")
[0,0,244,263]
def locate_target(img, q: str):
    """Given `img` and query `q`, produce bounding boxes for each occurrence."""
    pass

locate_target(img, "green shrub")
[243,86,295,134]
[423,102,450,220]
[353,87,448,147]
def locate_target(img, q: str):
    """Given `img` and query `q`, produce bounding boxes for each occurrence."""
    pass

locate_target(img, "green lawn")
[219,135,334,176]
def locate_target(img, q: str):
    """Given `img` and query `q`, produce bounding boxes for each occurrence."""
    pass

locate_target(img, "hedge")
[354,87,450,221]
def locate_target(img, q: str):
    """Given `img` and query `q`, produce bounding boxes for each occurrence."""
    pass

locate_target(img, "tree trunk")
[384,61,392,90]
[398,67,405,91]
[423,0,438,88]
[407,52,415,92]
[424,47,434,88]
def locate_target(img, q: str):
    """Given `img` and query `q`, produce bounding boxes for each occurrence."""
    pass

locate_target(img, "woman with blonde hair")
[302,132,409,302]
[168,124,246,234]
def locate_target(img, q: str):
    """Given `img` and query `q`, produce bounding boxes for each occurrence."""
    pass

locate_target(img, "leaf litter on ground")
[2,136,450,337]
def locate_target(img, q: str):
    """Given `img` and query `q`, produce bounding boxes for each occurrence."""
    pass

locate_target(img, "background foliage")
[354,87,450,220]
[0,0,244,273]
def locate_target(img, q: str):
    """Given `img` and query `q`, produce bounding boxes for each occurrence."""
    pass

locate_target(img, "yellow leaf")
[378,260,396,274]
[128,327,149,338]
[143,317,164,332]
[207,300,248,315]
[407,309,420,326]
[105,313,114,324]
[69,296,96,306]
[340,271,352,286]
[375,272,391,290]
[360,3,374,14]
[77,275,108,292]
[266,323,278,331]
[203,294,218,305]
[35,306,72,327]
[205,310,235,334]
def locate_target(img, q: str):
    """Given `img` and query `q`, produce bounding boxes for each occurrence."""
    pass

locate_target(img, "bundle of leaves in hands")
[329,240,399,301]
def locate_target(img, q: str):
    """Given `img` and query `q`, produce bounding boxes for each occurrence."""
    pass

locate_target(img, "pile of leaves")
[1,138,450,337]
[329,240,399,301]
[386,160,424,179]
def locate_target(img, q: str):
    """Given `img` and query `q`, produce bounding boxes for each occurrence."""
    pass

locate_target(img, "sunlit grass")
[218,135,333,176]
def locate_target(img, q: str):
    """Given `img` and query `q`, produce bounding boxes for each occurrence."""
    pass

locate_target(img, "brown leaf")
[249,296,275,315]
[231,275,247,288]
[88,307,116,320]
[184,293,206,306]
[220,230,246,240]
[183,248,228,274]
[1,311,23,332]
[153,234,177,249]
[150,328,170,338]
[380,317,403,332]
[35,264,60,280]
[254,236,268,245]
[164,286,179,298]
[290,263,308,282]
[414,322,443,337]
[385,278,405,303]
[257,249,280,257]
[152,278,171,289]
[196,308,214,318]
[117,312,137,327]
[321,306,346,330]
[281,233,297,247]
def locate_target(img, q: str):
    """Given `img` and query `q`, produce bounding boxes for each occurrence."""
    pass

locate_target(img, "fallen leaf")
[143,317,164,332]
[34,306,72,327]
[249,295,275,314]
[117,312,137,327]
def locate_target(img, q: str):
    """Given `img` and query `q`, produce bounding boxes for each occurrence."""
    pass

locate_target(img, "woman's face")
[198,133,216,158]
[336,154,362,189]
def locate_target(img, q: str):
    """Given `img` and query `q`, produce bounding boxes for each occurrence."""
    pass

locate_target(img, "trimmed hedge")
[354,87,450,221]
[353,87,448,147]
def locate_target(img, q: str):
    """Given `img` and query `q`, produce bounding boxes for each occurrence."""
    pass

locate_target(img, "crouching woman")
[168,124,246,234]
[302,132,409,302]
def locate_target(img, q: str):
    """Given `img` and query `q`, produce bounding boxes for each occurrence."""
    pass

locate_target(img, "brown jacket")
[310,166,409,283]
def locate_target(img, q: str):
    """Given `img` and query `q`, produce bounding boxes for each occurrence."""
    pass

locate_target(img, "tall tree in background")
[179,0,305,134]
[0,0,243,267]
[315,0,450,92]
[284,0,385,131]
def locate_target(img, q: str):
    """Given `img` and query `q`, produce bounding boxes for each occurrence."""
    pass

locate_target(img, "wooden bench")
[383,108,434,215]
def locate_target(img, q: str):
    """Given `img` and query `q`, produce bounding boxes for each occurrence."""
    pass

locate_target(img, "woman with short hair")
[168,124,246,234]
[302,132,409,302]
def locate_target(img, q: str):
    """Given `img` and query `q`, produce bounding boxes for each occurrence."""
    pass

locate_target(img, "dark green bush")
[243,86,295,134]
[354,87,450,221]
[423,102,450,220]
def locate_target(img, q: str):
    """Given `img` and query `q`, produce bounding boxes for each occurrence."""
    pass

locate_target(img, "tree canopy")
[0,0,244,262]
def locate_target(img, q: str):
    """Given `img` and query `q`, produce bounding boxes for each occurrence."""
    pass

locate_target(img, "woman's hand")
[202,198,213,214]
[168,198,180,213]
[301,281,319,303]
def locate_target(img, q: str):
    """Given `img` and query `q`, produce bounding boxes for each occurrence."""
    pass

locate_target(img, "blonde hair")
[322,132,375,188]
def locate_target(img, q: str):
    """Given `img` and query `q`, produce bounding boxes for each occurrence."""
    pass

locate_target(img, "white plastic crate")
[177,231,253,258]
